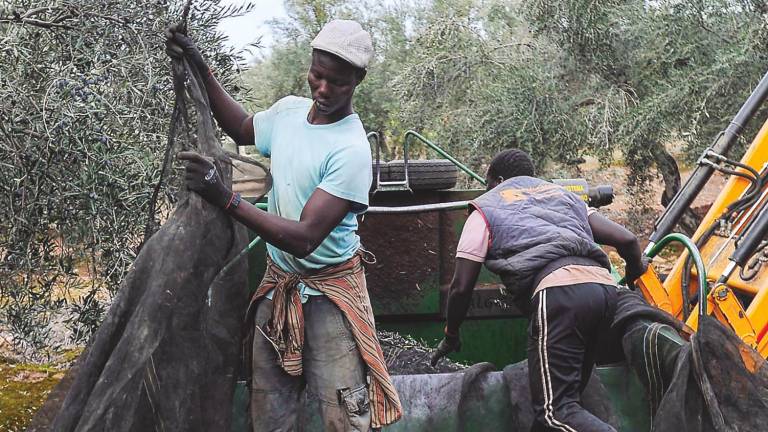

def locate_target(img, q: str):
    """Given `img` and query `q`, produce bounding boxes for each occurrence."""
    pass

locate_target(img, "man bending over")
[432,149,645,432]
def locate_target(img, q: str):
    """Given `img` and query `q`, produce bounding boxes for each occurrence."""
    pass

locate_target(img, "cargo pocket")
[338,385,370,431]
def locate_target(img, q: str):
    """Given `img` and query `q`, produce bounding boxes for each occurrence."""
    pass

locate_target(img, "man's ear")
[356,68,367,84]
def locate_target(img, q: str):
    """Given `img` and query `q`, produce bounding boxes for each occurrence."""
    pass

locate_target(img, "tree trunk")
[652,144,702,236]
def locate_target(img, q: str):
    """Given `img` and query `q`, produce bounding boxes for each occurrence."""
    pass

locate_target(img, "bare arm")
[430,258,482,365]
[228,188,351,258]
[445,258,483,334]
[202,76,254,148]
[589,212,646,282]
[178,151,350,258]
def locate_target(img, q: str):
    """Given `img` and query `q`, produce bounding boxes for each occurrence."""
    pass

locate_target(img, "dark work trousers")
[528,282,619,432]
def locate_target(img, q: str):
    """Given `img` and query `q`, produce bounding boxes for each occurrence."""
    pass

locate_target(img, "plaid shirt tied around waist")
[246,253,402,427]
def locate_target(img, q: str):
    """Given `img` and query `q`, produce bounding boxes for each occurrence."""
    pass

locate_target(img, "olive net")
[29,42,267,431]
[647,315,768,431]
[618,289,768,432]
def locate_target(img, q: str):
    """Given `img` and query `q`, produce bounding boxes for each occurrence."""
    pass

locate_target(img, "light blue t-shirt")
[253,96,372,299]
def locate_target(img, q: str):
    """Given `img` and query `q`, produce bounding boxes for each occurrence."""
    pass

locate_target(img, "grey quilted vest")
[471,176,610,313]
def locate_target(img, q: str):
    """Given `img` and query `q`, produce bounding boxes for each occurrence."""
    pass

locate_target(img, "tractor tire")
[385,159,458,191]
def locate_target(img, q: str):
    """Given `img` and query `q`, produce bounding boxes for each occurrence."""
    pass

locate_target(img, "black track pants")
[528,283,618,432]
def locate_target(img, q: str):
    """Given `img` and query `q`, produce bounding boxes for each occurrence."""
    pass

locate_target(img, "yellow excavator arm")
[637,70,768,356]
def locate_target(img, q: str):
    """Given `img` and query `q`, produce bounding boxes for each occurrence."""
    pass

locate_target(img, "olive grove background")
[245,0,768,228]
[2,0,767,358]
[0,0,254,358]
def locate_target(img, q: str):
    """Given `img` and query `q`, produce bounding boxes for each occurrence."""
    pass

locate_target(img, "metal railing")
[404,130,486,185]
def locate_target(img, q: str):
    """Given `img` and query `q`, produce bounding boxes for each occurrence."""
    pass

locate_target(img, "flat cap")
[311,19,373,69]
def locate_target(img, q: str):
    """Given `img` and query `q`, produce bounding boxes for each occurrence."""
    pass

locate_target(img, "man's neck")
[307,103,354,125]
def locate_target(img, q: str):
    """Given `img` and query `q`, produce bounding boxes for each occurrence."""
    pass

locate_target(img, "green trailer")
[232,132,656,431]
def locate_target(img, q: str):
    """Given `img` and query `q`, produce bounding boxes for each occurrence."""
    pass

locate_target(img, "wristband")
[230,192,242,210]
[224,192,241,211]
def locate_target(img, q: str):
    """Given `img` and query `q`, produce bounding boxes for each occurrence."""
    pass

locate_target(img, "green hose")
[622,233,708,317]
[208,235,261,303]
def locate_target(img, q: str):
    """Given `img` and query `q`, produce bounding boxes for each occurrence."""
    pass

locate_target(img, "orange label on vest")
[499,184,564,203]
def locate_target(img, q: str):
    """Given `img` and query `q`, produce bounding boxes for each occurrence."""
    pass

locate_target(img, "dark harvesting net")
[30,41,267,432]
[650,316,768,432]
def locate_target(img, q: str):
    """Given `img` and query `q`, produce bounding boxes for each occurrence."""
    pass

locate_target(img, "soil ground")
[0,350,78,431]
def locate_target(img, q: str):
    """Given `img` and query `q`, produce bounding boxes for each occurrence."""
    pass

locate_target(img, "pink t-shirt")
[455,211,491,263]
[455,207,616,293]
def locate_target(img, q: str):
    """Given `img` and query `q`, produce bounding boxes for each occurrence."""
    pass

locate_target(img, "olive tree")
[0,0,252,358]
[246,0,768,230]
[523,0,768,231]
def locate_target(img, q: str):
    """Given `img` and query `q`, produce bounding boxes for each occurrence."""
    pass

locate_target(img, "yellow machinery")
[636,70,768,357]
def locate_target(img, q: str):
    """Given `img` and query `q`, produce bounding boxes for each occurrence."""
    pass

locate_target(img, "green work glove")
[430,332,461,367]
[177,151,232,208]
[164,24,209,77]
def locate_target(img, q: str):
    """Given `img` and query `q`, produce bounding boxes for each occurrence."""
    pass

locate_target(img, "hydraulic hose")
[728,200,768,277]
[642,233,709,317]
[681,221,720,320]
[367,201,470,214]
[679,165,762,316]
[647,69,768,250]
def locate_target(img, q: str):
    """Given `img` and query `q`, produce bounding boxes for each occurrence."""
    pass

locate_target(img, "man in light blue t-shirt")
[169,19,401,431]
[252,94,371,290]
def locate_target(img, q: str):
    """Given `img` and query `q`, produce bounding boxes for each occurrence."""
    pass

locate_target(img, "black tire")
[384,159,458,191]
